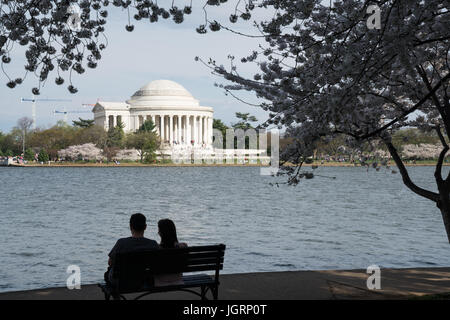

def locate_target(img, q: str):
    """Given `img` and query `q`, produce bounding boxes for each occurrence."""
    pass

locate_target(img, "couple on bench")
[105,213,187,287]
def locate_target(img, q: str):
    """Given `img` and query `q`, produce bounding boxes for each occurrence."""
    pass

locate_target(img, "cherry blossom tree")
[203,0,450,241]
[58,142,102,160]
[0,0,245,94]
[402,143,444,160]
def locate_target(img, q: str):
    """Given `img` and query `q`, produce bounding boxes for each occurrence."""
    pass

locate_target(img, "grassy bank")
[22,162,267,167]
[297,160,448,167]
[8,159,449,168]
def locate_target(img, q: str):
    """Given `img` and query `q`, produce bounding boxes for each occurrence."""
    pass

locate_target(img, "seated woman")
[154,219,188,287]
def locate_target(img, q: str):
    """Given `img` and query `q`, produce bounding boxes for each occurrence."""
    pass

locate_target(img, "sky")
[0,3,271,132]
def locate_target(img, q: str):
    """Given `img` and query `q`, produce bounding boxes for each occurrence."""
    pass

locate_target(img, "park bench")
[98,244,226,300]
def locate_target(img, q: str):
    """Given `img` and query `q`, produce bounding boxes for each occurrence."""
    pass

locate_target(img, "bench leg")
[98,284,111,301]
[212,285,218,300]
[201,285,207,300]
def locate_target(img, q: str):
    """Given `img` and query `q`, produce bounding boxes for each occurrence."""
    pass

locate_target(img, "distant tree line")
[1,116,444,163]
[305,128,442,161]
[0,117,159,163]
[0,112,259,161]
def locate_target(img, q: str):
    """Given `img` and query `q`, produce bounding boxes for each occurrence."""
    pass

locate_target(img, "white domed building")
[93,80,214,147]
[92,79,269,163]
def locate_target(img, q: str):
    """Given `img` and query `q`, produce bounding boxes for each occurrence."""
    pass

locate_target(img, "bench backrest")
[112,244,226,292]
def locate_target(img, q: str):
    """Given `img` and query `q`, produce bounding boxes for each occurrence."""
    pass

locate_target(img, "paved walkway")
[1,267,449,300]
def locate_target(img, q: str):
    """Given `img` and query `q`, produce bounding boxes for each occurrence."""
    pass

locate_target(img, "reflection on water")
[0,166,449,292]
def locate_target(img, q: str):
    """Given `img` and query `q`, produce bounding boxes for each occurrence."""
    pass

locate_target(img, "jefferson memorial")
[92,80,269,163]
[93,80,213,147]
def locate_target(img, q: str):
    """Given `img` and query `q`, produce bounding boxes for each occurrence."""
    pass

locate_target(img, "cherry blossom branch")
[358,72,450,140]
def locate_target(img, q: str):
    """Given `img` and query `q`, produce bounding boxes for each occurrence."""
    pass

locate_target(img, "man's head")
[129,213,147,236]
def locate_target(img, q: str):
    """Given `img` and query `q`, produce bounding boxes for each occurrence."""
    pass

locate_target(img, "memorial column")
[169,115,173,144]
[160,114,165,141]
[177,115,181,144]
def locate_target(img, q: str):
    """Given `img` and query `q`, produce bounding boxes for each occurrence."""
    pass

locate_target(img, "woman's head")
[158,219,179,248]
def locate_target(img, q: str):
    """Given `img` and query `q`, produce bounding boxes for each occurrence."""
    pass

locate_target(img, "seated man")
[105,213,159,284]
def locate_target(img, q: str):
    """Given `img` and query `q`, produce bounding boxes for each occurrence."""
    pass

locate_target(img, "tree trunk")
[438,206,450,243]
[436,181,450,243]
[385,141,450,242]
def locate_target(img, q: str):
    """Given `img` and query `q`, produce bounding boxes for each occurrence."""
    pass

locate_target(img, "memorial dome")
[127,80,199,107]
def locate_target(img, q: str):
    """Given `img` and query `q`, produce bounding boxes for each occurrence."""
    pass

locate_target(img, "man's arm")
[108,240,120,266]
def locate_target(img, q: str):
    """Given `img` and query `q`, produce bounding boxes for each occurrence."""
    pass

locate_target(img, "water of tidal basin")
[1,166,450,292]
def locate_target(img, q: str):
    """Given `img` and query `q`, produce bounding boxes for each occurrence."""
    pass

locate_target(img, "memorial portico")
[93,80,214,147]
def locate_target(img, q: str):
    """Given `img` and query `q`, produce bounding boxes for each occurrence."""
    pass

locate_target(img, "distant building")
[92,80,214,147]
[92,79,269,164]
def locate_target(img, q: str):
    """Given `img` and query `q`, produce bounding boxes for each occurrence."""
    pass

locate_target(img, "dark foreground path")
[1,267,449,300]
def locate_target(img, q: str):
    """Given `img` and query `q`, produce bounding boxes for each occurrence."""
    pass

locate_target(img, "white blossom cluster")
[58,143,102,160]
[401,144,447,160]
[58,144,144,161]
[372,149,390,159]
[115,149,140,161]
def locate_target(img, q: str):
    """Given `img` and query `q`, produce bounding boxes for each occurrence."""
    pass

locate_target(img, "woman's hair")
[158,219,179,248]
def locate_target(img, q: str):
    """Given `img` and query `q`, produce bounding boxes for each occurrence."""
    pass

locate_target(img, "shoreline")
[15,163,267,168]
[2,162,448,168]
[1,267,449,300]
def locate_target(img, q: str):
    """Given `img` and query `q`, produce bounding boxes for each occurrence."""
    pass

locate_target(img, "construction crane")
[81,98,100,108]
[53,107,91,124]
[21,96,72,129]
